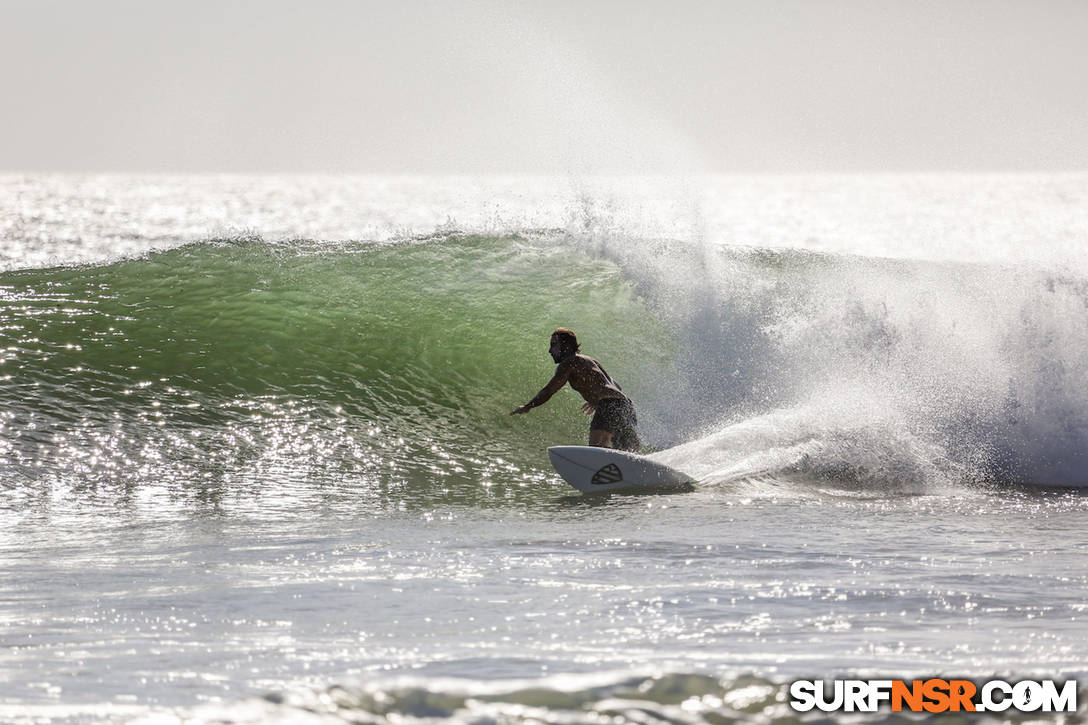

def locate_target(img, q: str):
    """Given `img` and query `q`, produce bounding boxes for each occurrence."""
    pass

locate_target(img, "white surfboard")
[548,446,695,493]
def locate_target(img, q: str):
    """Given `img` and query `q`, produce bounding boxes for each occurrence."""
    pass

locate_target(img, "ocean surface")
[1,174,1086,724]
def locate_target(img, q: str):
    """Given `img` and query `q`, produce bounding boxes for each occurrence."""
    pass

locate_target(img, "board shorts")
[590,397,641,451]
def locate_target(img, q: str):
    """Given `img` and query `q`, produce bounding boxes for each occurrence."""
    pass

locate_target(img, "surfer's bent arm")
[510,364,570,415]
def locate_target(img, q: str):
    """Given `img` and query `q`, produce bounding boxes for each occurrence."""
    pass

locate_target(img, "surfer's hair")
[551,328,580,353]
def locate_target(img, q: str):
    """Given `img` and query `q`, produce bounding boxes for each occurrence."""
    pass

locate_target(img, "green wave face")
[0,236,673,508]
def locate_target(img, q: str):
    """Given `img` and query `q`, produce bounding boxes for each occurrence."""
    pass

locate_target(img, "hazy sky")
[3,0,1087,172]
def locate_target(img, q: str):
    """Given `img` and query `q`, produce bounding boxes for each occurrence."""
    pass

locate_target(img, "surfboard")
[548,446,695,493]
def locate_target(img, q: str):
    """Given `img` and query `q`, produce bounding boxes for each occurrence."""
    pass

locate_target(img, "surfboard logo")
[591,463,623,485]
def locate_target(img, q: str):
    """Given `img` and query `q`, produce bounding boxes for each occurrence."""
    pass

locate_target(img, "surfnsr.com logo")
[789,679,1078,713]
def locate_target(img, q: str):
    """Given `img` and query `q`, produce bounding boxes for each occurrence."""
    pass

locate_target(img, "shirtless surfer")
[510,328,641,452]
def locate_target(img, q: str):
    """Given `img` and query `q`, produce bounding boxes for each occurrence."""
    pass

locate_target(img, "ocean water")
[1,174,1086,724]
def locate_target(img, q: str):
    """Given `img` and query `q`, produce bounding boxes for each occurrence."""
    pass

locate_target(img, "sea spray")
[569,228,1088,488]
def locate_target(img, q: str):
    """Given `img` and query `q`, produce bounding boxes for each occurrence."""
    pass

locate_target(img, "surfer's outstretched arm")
[510,363,571,415]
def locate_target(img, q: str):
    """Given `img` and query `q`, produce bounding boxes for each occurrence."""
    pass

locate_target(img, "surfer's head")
[550,328,580,363]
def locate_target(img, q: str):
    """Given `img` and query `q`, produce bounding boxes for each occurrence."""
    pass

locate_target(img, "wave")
[3,232,1088,503]
[0,235,671,504]
[169,670,1088,724]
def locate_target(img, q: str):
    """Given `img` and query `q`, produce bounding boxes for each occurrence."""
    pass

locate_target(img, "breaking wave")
[3,230,1087,507]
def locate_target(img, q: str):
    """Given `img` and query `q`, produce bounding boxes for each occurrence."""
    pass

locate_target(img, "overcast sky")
[3,0,1087,173]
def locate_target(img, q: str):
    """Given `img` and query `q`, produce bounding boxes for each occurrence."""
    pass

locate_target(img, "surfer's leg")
[589,428,614,448]
[589,399,629,448]
[610,399,641,452]
[614,427,641,452]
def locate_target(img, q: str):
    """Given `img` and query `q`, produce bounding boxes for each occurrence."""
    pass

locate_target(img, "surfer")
[510,328,641,452]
